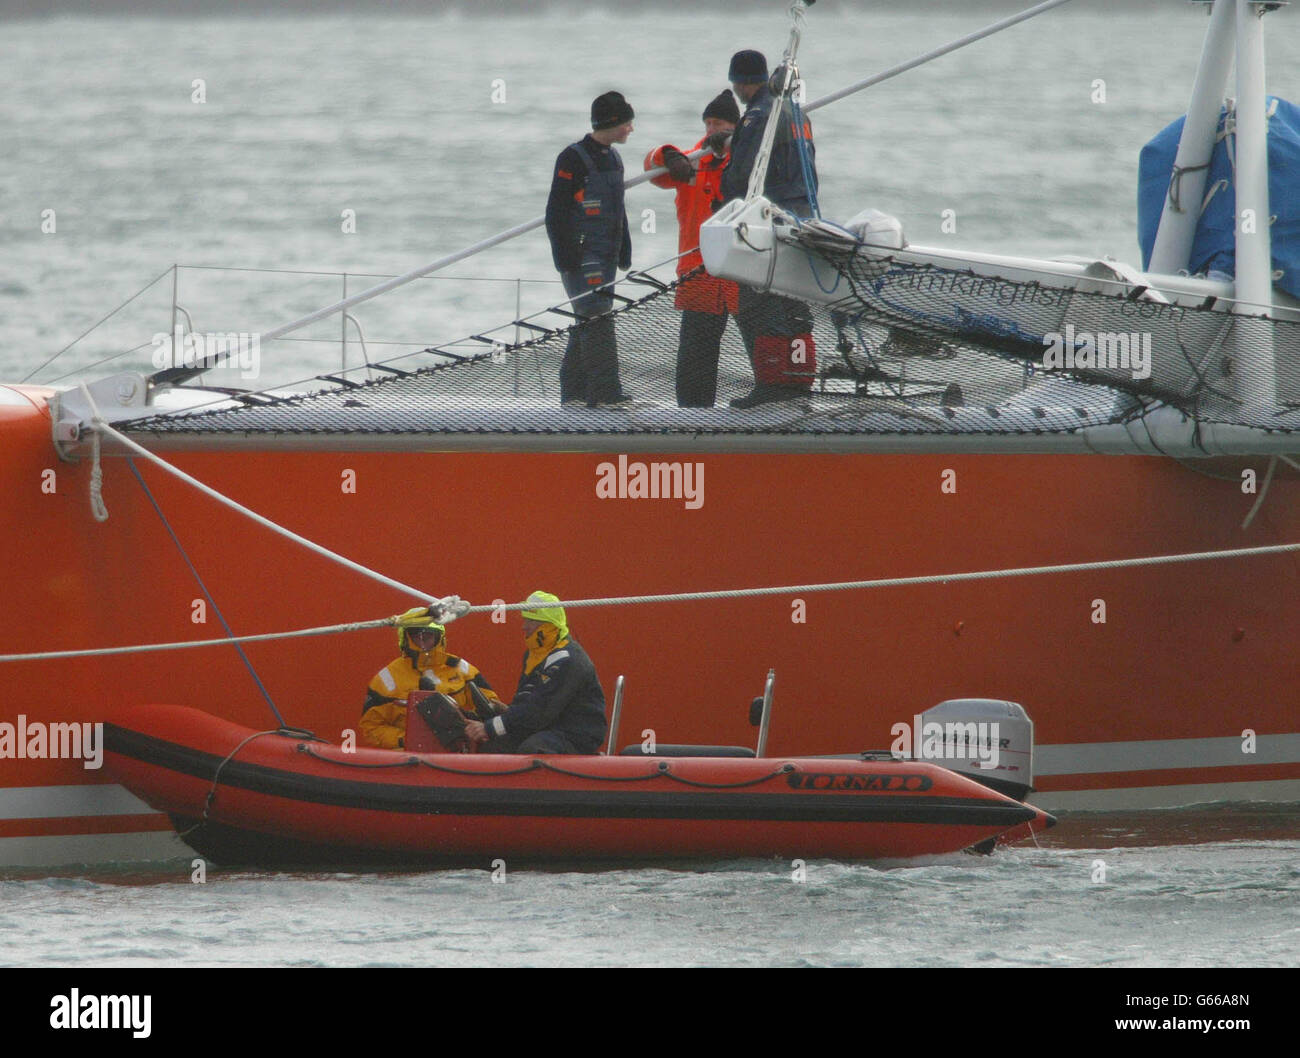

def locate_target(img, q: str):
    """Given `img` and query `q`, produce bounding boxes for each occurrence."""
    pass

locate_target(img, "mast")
[1147,0,1235,275]
[1231,0,1278,411]
[744,1,813,206]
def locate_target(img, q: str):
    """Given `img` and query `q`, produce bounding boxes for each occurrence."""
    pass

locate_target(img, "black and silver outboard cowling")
[912,698,1034,802]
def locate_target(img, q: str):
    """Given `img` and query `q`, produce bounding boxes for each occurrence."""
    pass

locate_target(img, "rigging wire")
[5,421,1300,672]
[50,0,1079,394]
[127,458,286,727]
[23,266,173,384]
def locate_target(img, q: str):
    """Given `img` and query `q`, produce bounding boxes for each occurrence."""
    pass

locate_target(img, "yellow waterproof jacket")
[360,647,500,749]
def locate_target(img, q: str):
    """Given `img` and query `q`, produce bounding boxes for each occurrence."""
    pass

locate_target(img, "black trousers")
[489,728,589,755]
[676,308,730,407]
[559,268,623,404]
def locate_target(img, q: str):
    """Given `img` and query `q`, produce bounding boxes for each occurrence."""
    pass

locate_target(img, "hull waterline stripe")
[1034,760,1298,792]
[0,783,154,820]
[0,814,173,839]
[1037,733,1300,775]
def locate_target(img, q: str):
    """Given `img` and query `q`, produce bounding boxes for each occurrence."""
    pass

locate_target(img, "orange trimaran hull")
[1,388,1297,865]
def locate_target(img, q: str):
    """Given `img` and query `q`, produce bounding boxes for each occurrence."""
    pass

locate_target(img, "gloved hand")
[706,130,731,156]
[467,681,500,722]
[769,63,799,96]
[662,146,694,183]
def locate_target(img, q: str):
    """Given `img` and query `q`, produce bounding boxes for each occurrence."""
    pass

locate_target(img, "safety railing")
[30,262,571,391]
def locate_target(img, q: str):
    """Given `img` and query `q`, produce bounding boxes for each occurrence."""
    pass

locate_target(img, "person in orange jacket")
[360,609,501,750]
[644,91,742,407]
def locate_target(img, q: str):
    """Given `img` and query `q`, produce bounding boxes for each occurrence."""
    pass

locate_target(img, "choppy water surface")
[2,806,1296,967]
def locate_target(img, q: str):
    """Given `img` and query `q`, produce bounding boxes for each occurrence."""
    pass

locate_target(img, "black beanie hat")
[702,90,740,124]
[728,50,768,85]
[591,91,635,130]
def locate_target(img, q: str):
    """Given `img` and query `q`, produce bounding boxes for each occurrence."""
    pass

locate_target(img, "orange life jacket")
[644,138,740,316]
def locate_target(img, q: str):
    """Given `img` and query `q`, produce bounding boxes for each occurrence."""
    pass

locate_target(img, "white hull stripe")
[0,784,155,820]
[1031,778,1300,813]
[0,830,188,870]
[1036,733,1300,776]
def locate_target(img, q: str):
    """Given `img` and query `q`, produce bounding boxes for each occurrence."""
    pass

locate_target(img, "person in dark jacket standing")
[719,50,819,409]
[719,50,817,214]
[546,92,636,407]
[465,591,607,755]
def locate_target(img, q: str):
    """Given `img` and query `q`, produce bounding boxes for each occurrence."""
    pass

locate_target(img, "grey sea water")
[0,806,1296,967]
[2,4,1298,969]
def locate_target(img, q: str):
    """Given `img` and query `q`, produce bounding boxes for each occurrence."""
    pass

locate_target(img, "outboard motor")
[914,698,1034,802]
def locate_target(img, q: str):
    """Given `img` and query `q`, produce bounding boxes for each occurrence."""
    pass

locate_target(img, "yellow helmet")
[394,607,446,653]
[521,590,568,640]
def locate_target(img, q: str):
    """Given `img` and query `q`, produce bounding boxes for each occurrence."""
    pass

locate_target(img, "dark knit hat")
[591,91,635,130]
[702,90,740,124]
[728,50,768,85]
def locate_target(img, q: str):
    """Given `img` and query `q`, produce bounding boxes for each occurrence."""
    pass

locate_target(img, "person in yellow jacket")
[360,608,501,749]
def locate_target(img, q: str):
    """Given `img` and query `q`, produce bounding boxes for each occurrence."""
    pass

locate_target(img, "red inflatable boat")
[103,704,1055,867]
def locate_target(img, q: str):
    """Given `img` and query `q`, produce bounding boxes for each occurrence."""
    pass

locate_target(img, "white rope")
[803,0,1078,114]
[88,428,109,523]
[5,536,1298,664]
[87,411,452,608]
[744,1,808,206]
[459,539,1300,615]
[0,618,391,662]
[1241,454,1277,529]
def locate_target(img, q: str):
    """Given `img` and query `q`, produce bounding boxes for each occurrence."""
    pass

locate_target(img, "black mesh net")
[127,256,1300,438]
[793,227,1300,428]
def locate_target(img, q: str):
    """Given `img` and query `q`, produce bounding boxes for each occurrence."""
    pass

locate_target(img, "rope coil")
[88,430,109,523]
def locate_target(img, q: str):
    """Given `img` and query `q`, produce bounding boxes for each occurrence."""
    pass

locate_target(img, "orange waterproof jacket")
[361,650,500,749]
[644,138,740,316]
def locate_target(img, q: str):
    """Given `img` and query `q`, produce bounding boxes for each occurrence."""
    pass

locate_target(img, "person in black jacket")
[465,591,607,755]
[546,92,635,407]
[718,51,817,214]
[719,50,819,409]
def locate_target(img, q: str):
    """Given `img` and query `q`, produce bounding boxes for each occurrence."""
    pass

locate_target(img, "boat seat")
[619,744,756,758]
